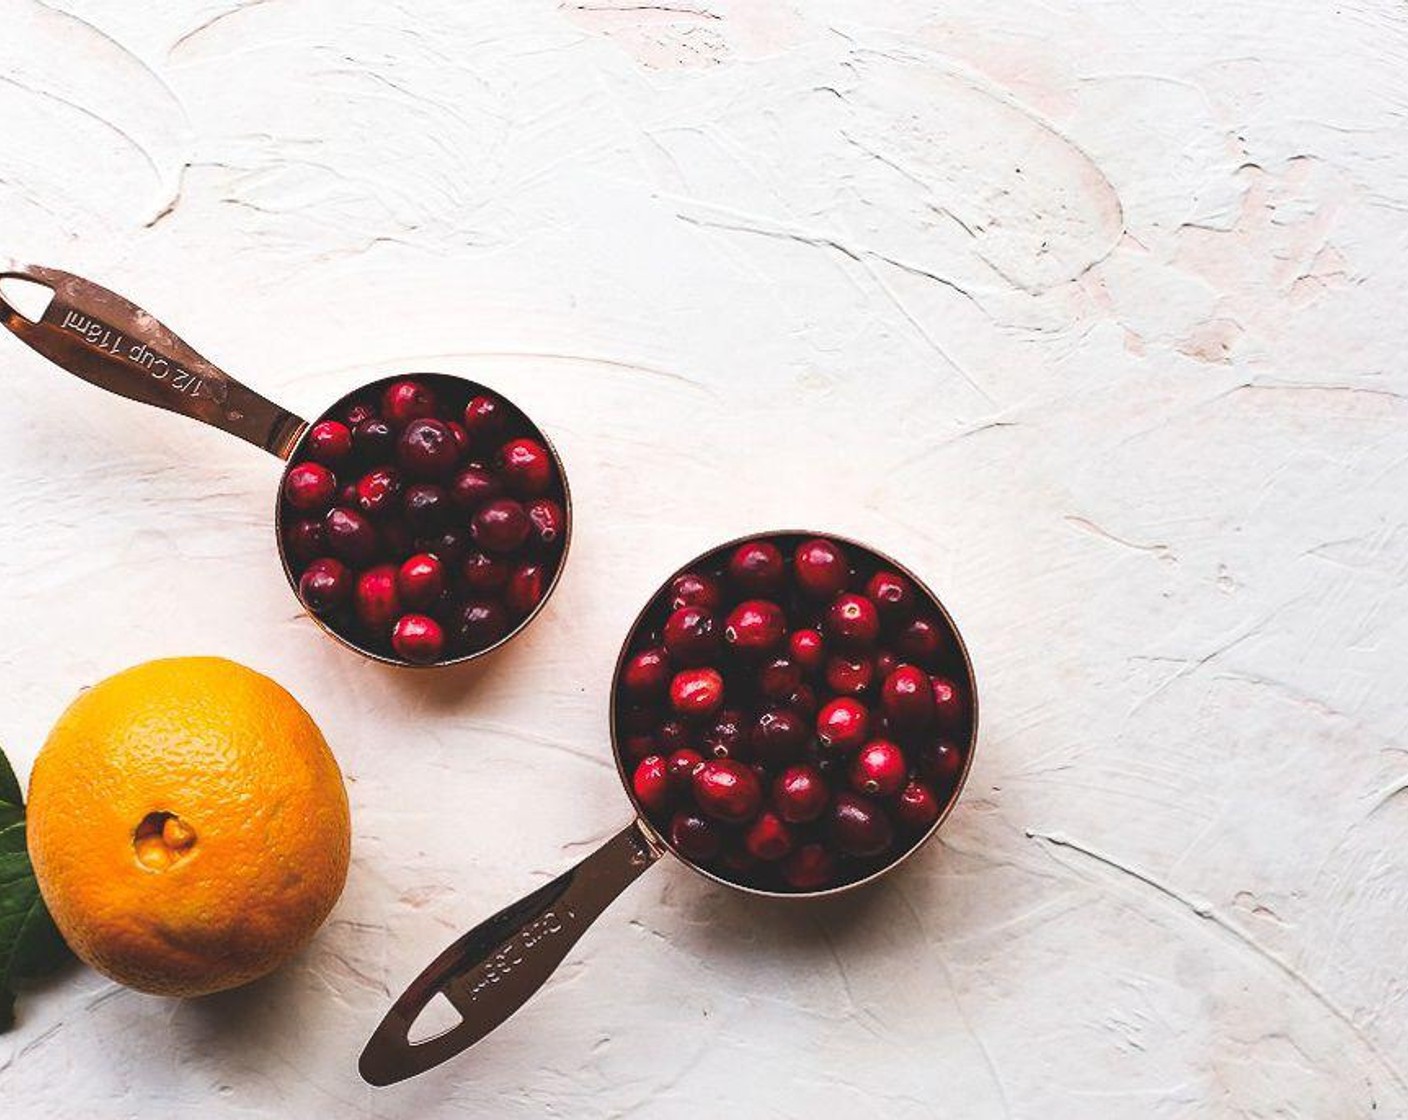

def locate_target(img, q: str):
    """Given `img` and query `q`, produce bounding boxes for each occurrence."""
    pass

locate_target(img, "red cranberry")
[656,719,692,753]
[895,780,941,833]
[632,755,671,814]
[719,843,758,876]
[305,420,352,465]
[931,676,965,731]
[692,759,762,823]
[757,656,802,701]
[669,810,721,863]
[794,538,849,599]
[895,616,946,664]
[881,664,935,730]
[622,648,671,698]
[285,518,328,567]
[422,527,469,566]
[919,740,965,789]
[750,708,809,765]
[355,467,402,517]
[462,394,507,444]
[744,812,794,861]
[454,598,509,649]
[728,540,786,595]
[670,668,724,718]
[668,572,723,613]
[526,498,566,548]
[782,843,836,890]
[450,464,502,510]
[382,379,437,427]
[446,420,469,457]
[701,708,749,759]
[874,648,899,679]
[397,553,444,610]
[379,518,413,558]
[472,498,531,553]
[355,565,401,633]
[498,438,553,497]
[662,606,719,666]
[392,614,444,663]
[504,562,546,615]
[773,764,829,823]
[865,570,915,620]
[298,557,351,612]
[723,599,786,655]
[324,506,379,565]
[402,483,449,533]
[338,482,359,508]
[816,697,870,753]
[344,401,375,427]
[665,748,704,790]
[788,628,826,674]
[398,418,459,479]
[825,593,881,649]
[849,739,907,797]
[784,683,819,718]
[283,462,336,512]
[622,734,656,764]
[829,792,894,857]
[462,550,510,594]
[352,417,394,462]
[825,655,874,696]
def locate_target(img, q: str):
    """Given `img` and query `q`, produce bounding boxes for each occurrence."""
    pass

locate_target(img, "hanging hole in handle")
[0,275,55,323]
[407,991,464,1045]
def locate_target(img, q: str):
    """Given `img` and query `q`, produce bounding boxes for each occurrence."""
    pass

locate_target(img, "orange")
[26,658,351,997]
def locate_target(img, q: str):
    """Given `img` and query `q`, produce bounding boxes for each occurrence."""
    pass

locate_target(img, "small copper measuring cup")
[0,263,570,667]
[360,530,977,1085]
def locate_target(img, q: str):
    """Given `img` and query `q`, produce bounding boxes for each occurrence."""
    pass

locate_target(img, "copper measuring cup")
[360,530,978,1085]
[0,263,570,667]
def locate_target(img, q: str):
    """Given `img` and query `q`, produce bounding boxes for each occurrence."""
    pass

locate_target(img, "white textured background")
[1,1,1407,1116]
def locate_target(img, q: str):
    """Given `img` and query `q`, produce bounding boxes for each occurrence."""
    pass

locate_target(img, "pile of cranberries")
[278,374,568,665]
[614,534,972,893]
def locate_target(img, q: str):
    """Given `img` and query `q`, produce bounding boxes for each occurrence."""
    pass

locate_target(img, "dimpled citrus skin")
[25,658,351,997]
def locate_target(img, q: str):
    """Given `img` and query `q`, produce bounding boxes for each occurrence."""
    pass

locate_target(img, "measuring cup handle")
[359,819,664,1086]
[0,262,308,459]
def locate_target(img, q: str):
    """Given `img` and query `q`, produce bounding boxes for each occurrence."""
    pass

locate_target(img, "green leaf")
[0,748,21,834]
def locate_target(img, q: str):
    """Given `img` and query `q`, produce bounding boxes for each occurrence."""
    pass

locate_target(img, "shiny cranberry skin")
[283,462,336,512]
[773,764,829,823]
[662,606,719,666]
[472,498,531,553]
[498,438,553,497]
[744,812,794,861]
[355,467,402,517]
[446,420,469,457]
[895,616,945,664]
[794,538,849,599]
[882,665,935,730]
[462,394,507,444]
[665,748,704,790]
[895,780,941,832]
[849,739,907,797]
[866,570,915,620]
[874,649,899,679]
[305,420,352,465]
[622,647,670,698]
[692,759,763,823]
[919,740,965,789]
[423,527,469,566]
[750,708,809,765]
[633,755,671,814]
[702,708,749,759]
[757,656,802,700]
[504,562,546,615]
[668,572,723,613]
[337,481,359,508]
[829,792,894,857]
[788,628,826,674]
[670,668,724,718]
[723,599,786,655]
[931,676,965,731]
[825,593,881,649]
[784,683,819,719]
[324,506,379,565]
[298,557,351,612]
[782,843,836,891]
[454,598,509,650]
[728,540,786,595]
[826,655,874,696]
[396,553,444,610]
[526,498,566,548]
[398,418,459,479]
[353,417,394,462]
[399,483,447,534]
[461,550,510,594]
[816,697,869,754]
[355,565,401,633]
[656,720,692,753]
[449,464,502,510]
[345,401,375,427]
[382,379,437,427]
[392,614,444,663]
[285,518,328,567]
[669,810,721,863]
